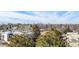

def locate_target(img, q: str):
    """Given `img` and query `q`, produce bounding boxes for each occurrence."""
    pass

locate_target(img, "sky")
[0,11,79,24]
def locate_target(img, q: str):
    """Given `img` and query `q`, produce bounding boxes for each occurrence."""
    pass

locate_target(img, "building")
[62,32,79,43]
[13,30,23,35]
[0,31,13,42]
[0,30,24,42]
[26,31,34,39]
[61,32,79,47]
[65,32,79,42]
[0,30,34,42]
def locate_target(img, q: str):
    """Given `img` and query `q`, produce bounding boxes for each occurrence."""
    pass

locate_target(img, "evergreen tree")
[63,26,72,34]
[31,24,40,40]
[8,35,35,47]
[36,31,68,47]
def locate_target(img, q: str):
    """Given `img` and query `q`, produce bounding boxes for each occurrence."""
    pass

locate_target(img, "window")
[8,34,13,38]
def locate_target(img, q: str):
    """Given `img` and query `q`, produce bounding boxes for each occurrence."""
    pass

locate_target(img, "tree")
[31,24,40,40]
[63,26,72,34]
[47,27,62,36]
[36,37,49,47]
[36,31,68,47]
[8,35,35,47]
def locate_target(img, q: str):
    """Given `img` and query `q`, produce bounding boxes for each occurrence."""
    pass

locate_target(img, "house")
[26,31,34,39]
[64,32,79,42]
[40,29,45,32]
[0,30,34,42]
[0,30,23,42]
[13,30,23,35]
[0,31,13,42]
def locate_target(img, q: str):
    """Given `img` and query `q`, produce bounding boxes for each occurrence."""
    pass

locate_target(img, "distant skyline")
[0,11,79,24]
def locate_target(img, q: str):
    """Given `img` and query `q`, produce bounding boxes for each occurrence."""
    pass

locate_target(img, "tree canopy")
[31,24,40,40]
[8,35,35,47]
[63,26,72,34]
[36,31,68,47]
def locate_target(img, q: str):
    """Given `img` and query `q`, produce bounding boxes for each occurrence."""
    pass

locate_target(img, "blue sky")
[0,11,79,24]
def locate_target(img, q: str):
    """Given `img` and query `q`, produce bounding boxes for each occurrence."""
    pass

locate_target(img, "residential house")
[0,31,13,42]
[63,32,79,42]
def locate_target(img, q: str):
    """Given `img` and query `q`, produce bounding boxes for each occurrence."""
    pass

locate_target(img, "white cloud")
[0,11,79,24]
[0,11,45,24]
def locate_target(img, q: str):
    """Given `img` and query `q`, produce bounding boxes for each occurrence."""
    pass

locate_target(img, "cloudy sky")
[0,11,79,24]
